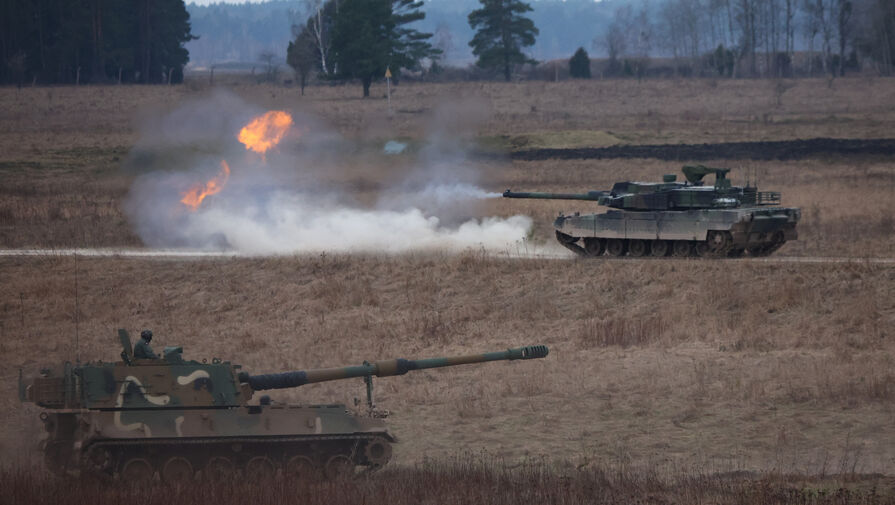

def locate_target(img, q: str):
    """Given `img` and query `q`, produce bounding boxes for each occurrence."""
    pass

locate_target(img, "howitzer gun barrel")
[503,190,607,201]
[243,345,549,391]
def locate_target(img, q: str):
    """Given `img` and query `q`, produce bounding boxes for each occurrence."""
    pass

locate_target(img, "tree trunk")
[91,0,104,82]
[503,51,511,82]
[362,75,372,97]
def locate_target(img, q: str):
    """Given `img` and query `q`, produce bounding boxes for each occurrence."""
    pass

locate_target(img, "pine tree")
[287,27,317,95]
[0,0,193,84]
[569,47,591,78]
[468,0,539,81]
[329,0,439,97]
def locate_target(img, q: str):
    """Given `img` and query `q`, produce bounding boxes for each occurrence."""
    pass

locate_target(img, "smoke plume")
[123,91,530,255]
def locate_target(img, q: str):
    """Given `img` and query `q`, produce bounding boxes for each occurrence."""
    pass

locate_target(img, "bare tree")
[804,0,836,74]
[835,0,853,75]
[304,0,335,76]
[599,5,652,79]
[735,0,759,75]
[258,51,280,82]
[631,6,654,79]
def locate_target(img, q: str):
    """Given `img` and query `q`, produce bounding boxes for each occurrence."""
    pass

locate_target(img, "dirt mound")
[509,138,895,161]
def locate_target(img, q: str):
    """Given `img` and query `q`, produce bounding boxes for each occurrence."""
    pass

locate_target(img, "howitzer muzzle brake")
[515,345,549,359]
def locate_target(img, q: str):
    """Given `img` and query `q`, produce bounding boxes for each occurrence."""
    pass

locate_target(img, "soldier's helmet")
[140,329,153,341]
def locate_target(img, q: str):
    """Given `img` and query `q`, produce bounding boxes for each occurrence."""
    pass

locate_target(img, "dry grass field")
[1,78,894,500]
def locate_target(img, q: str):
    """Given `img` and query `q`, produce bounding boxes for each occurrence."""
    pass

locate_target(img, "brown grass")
[1,255,893,473]
[0,80,894,484]
[2,81,894,253]
[1,460,892,505]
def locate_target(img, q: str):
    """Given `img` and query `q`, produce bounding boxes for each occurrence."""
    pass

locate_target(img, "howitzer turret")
[504,165,800,258]
[18,330,548,482]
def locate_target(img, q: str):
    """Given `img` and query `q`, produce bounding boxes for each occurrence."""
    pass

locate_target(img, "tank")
[504,165,800,258]
[18,329,549,483]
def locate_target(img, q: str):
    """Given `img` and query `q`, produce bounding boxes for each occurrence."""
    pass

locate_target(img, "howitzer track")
[506,137,895,161]
[79,433,391,482]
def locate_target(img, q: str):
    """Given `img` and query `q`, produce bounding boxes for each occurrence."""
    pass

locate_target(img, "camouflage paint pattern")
[19,331,548,482]
[503,165,800,257]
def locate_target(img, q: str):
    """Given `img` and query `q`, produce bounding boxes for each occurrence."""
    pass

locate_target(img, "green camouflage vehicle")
[504,165,800,258]
[18,330,548,482]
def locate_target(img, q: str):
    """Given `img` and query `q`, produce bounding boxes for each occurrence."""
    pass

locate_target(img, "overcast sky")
[188,0,269,4]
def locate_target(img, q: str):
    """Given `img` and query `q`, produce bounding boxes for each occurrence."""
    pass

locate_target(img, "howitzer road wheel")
[245,456,276,481]
[120,458,153,484]
[162,457,193,484]
[285,455,317,481]
[204,457,236,481]
[84,446,112,475]
[363,437,393,468]
[324,455,354,480]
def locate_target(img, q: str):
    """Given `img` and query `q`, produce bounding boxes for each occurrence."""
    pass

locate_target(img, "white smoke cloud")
[123,92,530,255]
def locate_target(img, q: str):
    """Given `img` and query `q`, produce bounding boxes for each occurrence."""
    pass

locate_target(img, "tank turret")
[504,165,783,212]
[18,330,548,482]
[503,165,800,258]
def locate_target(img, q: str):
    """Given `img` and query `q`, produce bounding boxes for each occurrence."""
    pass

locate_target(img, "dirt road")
[509,137,895,161]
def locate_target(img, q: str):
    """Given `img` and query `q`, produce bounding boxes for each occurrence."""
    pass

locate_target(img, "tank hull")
[554,207,800,257]
[41,405,395,481]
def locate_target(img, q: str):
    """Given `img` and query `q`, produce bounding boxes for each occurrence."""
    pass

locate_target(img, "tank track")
[557,231,785,259]
[78,433,392,482]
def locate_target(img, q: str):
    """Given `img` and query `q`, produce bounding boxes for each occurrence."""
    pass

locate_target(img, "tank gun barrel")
[503,190,607,201]
[242,345,549,391]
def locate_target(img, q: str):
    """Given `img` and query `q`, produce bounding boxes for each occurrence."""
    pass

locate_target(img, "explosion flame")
[238,110,294,154]
[180,160,231,211]
[179,110,293,211]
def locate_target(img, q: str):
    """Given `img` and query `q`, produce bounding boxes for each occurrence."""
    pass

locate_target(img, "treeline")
[603,0,895,78]
[187,2,301,66]
[0,0,194,86]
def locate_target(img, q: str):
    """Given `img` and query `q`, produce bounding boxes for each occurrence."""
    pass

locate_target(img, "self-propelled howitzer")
[18,330,548,483]
[504,165,800,258]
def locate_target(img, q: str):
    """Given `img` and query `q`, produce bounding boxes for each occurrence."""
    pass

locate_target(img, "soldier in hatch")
[133,329,159,359]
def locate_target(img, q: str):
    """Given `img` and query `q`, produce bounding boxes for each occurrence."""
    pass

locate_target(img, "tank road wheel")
[765,231,786,255]
[204,457,236,482]
[694,242,711,257]
[120,458,154,484]
[702,231,732,257]
[285,456,317,481]
[650,240,670,257]
[606,239,627,257]
[671,240,692,257]
[161,457,194,484]
[245,456,277,481]
[583,238,605,257]
[627,239,648,257]
[324,455,355,480]
[749,231,785,257]
[363,437,393,468]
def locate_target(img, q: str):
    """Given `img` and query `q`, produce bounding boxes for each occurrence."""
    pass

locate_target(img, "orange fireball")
[180,160,231,211]
[238,110,294,154]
